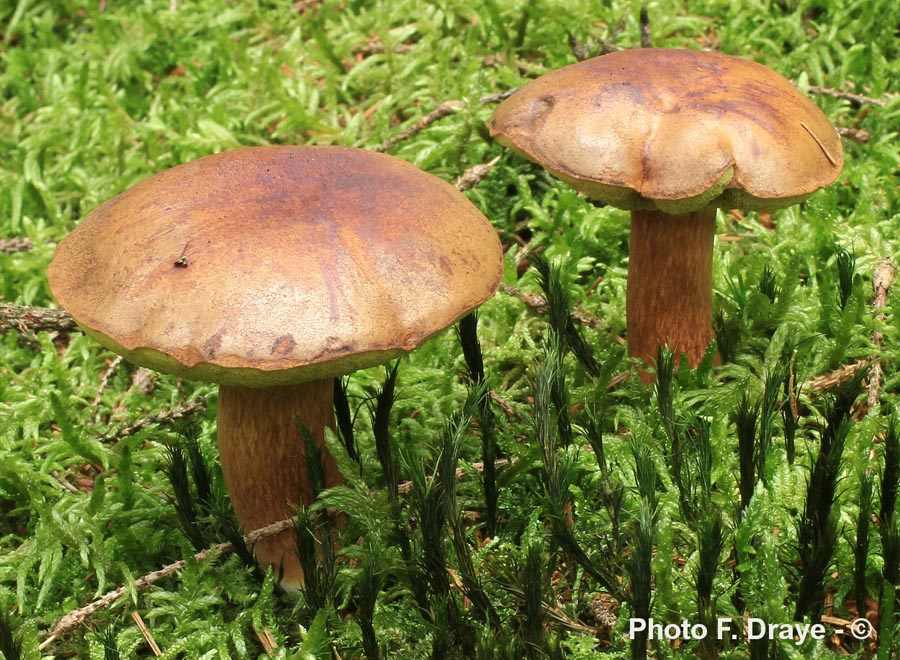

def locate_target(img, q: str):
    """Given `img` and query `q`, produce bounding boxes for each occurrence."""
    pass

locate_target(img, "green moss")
[2,0,898,657]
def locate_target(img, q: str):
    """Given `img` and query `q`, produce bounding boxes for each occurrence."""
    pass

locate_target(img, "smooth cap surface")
[490,48,843,214]
[48,146,503,386]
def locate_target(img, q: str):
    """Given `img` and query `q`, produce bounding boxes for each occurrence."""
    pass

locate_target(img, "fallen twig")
[39,517,297,651]
[806,261,894,404]
[101,398,208,442]
[489,388,520,420]
[91,356,124,421]
[454,156,500,191]
[838,126,871,142]
[568,33,593,61]
[0,303,78,334]
[569,16,625,59]
[867,259,894,411]
[478,88,518,105]
[0,237,32,254]
[292,0,324,13]
[352,36,414,59]
[51,471,80,494]
[397,458,512,495]
[3,303,206,436]
[373,100,465,153]
[253,625,278,657]
[808,85,887,107]
[497,583,600,635]
[807,360,868,392]
[40,453,514,649]
[130,611,162,657]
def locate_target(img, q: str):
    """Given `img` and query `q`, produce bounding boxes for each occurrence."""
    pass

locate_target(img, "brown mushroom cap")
[489,48,843,214]
[48,146,502,386]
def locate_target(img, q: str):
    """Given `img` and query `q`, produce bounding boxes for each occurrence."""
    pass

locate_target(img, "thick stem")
[216,380,341,588]
[627,207,717,381]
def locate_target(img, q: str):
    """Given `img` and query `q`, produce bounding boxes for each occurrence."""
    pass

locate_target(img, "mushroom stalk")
[626,207,717,381]
[216,379,342,588]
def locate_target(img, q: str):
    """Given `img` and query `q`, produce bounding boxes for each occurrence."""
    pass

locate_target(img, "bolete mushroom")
[489,48,843,380]
[48,145,503,587]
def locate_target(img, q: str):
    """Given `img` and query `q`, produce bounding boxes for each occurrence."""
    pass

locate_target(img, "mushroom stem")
[626,207,717,381]
[216,379,342,589]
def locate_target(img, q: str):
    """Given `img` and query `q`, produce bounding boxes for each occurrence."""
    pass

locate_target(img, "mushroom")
[47,146,503,587]
[489,48,843,380]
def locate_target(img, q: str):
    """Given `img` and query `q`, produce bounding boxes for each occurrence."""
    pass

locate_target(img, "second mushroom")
[490,48,843,380]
